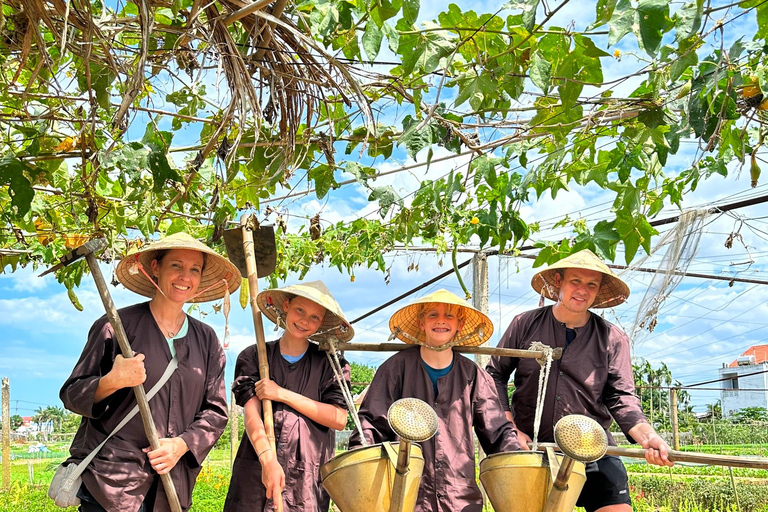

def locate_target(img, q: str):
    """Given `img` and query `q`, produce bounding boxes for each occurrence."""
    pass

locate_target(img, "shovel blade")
[223,225,277,278]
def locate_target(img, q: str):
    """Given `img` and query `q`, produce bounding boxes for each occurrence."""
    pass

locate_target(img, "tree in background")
[2,2,768,300]
[346,362,376,430]
[10,414,23,430]
[732,406,768,423]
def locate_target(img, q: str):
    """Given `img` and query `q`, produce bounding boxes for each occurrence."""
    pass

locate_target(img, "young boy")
[349,289,523,512]
[224,281,353,512]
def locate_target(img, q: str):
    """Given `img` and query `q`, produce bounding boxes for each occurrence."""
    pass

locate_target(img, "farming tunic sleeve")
[485,305,647,445]
[224,341,350,512]
[349,346,522,512]
[60,302,228,512]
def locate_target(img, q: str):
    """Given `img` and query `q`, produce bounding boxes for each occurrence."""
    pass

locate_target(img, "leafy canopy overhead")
[1,0,767,305]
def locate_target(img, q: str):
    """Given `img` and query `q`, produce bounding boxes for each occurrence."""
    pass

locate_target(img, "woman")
[60,233,238,512]
[224,280,353,512]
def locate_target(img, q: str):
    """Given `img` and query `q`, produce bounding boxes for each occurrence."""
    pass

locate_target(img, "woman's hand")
[143,437,189,475]
[108,353,147,388]
[259,450,285,509]
[94,353,146,403]
[254,378,285,403]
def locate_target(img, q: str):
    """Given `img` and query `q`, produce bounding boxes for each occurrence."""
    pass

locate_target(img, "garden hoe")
[223,215,282,510]
[40,237,183,512]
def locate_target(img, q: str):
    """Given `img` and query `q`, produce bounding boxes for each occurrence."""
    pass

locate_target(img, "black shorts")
[575,455,632,512]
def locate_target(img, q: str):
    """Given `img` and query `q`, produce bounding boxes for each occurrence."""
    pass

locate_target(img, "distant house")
[719,344,768,418]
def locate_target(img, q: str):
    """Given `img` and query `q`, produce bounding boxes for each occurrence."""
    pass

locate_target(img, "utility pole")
[472,252,490,369]
[2,378,10,491]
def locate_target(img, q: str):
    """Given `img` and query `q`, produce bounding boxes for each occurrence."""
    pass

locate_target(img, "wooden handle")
[85,254,183,512]
[606,446,768,469]
[389,439,411,512]
[319,341,563,360]
[241,218,283,512]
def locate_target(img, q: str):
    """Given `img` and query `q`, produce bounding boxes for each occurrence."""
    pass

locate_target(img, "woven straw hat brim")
[256,280,354,342]
[389,289,493,347]
[115,233,240,303]
[530,249,630,309]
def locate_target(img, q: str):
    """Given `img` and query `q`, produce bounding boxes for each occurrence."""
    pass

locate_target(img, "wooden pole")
[472,253,490,369]
[2,378,9,491]
[318,341,562,360]
[471,253,490,511]
[230,392,239,470]
[670,388,680,450]
[605,446,768,469]
[241,215,283,512]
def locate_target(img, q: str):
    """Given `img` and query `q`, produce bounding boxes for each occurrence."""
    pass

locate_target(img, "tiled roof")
[729,344,768,367]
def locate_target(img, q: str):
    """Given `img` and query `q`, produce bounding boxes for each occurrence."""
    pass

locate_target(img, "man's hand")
[640,432,673,467]
[505,411,531,451]
[629,423,673,467]
[143,437,189,475]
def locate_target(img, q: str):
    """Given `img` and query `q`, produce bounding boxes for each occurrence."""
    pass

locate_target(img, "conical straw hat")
[256,280,354,342]
[115,232,240,303]
[389,289,493,348]
[530,249,630,309]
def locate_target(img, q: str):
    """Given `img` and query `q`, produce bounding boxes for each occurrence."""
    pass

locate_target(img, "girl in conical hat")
[349,289,524,512]
[60,232,236,511]
[225,280,353,512]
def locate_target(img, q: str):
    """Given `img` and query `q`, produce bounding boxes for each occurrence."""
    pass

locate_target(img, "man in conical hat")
[487,249,672,512]
[350,289,523,512]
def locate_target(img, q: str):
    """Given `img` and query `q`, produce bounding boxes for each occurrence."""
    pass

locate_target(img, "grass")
[2,446,768,511]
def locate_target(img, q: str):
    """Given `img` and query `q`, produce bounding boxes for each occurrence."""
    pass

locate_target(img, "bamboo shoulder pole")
[605,446,768,470]
[318,341,562,360]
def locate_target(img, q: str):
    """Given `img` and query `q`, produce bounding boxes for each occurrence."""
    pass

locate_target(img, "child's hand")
[260,451,285,509]
[255,378,284,403]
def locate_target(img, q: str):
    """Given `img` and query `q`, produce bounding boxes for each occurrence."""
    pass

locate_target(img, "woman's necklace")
[150,304,184,338]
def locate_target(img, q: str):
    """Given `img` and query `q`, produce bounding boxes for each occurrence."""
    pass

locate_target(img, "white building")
[719,344,768,418]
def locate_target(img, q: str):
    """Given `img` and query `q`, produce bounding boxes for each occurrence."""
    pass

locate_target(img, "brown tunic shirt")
[486,306,647,445]
[60,302,228,512]
[224,341,350,512]
[349,346,523,512]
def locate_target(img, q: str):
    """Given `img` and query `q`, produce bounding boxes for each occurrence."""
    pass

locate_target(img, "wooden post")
[230,392,239,469]
[670,387,680,450]
[2,377,10,491]
[472,252,489,368]
[471,252,489,510]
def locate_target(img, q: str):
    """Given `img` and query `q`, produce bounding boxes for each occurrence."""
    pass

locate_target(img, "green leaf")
[669,36,699,82]
[141,124,179,194]
[77,62,116,111]
[382,22,400,53]
[369,186,402,216]
[638,107,665,129]
[674,0,703,41]
[530,50,552,94]
[0,155,34,217]
[519,0,540,32]
[608,0,634,47]
[362,22,384,62]
[402,0,420,24]
[590,0,619,29]
[309,164,337,199]
[635,0,670,57]
[398,21,455,75]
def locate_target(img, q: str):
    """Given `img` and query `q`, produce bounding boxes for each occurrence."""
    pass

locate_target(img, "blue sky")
[3,1,768,419]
